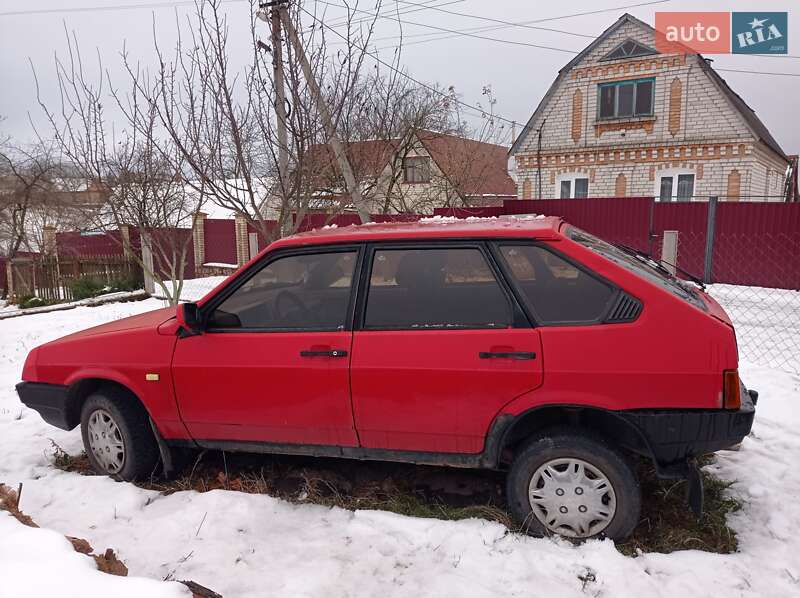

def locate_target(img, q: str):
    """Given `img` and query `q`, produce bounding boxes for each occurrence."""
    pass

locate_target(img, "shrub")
[18,295,47,309]
[69,276,105,300]
[107,275,142,293]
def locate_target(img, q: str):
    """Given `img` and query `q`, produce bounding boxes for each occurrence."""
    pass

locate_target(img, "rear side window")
[208,251,357,330]
[498,245,614,324]
[364,247,511,329]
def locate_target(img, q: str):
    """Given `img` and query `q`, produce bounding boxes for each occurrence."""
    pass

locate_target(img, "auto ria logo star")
[748,17,768,29]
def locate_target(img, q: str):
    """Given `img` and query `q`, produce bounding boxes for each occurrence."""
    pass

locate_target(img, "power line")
[337,4,800,76]
[391,0,629,39]
[331,0,673,48]
[311,0,585,55]
[323,0,464,30]
[714,67,800,77]
[351,0,800,63]
[0,0,246,17]
[298,4,520,126]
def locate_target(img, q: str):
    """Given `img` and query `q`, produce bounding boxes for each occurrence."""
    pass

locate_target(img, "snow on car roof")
[271,215,563,249]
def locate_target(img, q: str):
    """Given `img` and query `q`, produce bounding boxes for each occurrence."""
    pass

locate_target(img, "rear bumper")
[621,385,757,467]
[16,382,73,430]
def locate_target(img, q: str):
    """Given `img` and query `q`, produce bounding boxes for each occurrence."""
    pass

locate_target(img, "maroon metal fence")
[203,219,237,265]
[712,203,800,289]
[23,199,800,291]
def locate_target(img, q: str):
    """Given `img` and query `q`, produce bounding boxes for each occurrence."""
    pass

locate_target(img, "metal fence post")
[661,230,679,275]
[703,197,718,284]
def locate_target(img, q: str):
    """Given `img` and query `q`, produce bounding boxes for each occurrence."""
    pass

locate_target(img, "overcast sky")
[1,0,798,152]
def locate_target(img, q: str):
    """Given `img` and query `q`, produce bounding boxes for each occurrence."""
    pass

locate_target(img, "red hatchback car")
[17,217,756,540]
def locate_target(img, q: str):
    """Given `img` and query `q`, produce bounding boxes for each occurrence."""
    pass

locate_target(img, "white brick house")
[510,14,790,202]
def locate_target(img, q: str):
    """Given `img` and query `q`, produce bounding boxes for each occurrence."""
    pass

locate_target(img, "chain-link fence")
[707,283,800,373]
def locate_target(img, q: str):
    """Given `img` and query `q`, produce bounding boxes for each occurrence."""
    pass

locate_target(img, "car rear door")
[171,247,362,447]
[349,242,543,454]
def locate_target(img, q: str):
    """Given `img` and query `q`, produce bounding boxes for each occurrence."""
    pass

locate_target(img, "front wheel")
[80,390,160,481]
[506,432,640,541]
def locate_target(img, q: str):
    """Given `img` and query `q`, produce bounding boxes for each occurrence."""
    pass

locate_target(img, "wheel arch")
[486,404,656,469]
[64,377,150,430]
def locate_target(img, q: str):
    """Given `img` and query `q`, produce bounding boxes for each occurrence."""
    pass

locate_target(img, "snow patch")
[0,512,188,598]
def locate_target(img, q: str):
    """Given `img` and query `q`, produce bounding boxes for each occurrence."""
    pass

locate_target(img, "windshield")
[565,226,707,311]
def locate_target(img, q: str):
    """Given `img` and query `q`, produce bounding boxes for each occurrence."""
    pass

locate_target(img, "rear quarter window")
[498,244,616,324]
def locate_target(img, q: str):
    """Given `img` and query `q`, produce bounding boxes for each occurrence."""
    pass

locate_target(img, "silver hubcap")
[87,409,125,474]
[528,457,616,538]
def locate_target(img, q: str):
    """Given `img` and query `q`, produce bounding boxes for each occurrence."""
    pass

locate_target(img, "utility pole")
[270,3,289,197]
[278,6,371,223]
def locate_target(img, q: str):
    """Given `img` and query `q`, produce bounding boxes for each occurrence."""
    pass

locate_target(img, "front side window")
[499,245,615,324]
[403,156,431,183]
[597,79,654,119]
[364,247,511,329]
[208,251,357,330]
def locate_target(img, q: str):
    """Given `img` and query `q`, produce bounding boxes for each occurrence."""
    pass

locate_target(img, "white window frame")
[654,168,696,202]
[556,173,590,199]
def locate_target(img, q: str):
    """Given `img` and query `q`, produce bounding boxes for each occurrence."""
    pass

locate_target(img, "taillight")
[723,369,741,410]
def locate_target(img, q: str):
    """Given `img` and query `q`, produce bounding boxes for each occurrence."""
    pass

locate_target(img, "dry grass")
[50,446,741,555]
[617,457,741,555]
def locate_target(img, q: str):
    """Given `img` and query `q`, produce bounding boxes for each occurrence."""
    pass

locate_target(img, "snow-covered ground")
[1,293,799,597]
[0,510,188,598]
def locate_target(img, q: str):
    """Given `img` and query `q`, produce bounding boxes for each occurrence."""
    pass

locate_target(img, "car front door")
[349,243,543,454]
[171,247,361,447]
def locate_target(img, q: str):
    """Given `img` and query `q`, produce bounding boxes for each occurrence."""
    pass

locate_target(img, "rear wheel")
[80,390,160,481]
[506,432,640,541]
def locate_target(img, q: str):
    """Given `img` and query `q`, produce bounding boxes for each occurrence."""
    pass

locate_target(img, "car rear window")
[364,247,511,329]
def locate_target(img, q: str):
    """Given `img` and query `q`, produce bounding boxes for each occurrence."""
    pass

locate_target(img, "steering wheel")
[275,290,315,324]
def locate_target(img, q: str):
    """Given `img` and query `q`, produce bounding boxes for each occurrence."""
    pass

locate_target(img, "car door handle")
[300,349,349,358]
[479,351,536,360]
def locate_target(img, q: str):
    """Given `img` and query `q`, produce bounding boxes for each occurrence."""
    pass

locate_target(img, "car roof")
[270,215,565,250]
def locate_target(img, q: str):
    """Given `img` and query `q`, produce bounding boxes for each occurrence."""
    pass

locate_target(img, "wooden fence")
[8,255,142,303]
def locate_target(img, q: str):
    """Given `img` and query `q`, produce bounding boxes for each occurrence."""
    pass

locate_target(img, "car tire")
[80,389,160,481]
[506,431,640,541]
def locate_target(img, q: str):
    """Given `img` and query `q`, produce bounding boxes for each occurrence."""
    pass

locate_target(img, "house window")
[656,170,695,202]
[403,156,431,184]
[557,174,589,199]
[598,78,654,120]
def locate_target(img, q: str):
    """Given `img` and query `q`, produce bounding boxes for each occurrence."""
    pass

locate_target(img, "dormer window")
[601,39,658,61]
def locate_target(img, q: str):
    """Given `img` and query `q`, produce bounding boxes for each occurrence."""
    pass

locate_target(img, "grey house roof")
[509,13,788,162]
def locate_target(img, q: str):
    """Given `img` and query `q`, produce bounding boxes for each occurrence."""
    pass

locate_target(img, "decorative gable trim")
[600,38,658,61]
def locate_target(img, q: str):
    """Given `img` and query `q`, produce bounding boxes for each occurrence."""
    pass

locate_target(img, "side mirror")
[177,302,203,335]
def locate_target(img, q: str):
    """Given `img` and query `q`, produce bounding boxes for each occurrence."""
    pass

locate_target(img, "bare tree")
[0,142,63,257]
[32,32,204,305]
[111,0,384,243]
